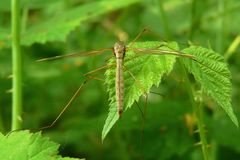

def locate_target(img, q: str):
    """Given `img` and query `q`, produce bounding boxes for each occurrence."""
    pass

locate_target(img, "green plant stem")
[224,35,240,60]
[179,60,209,160]
[11,0,22,130]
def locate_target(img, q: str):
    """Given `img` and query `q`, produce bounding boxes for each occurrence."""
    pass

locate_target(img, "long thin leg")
[126,28,198,62]
[143,94,148,122]
[124,63,160,159]
[38,64,111,131]
[135,101,144,118]
[7,63,111,135]
[128,28,149,49]
[138,94,148,160]
[123,64,165,99]
[123,64,151,150]
[149,91,165,97]
[129,28,189,54]
[83,64,111,77]
[38,80,87,130]
[104,55,115,63]
[123,65,147,97]
[85,75,104,82]
[6,79,88,135]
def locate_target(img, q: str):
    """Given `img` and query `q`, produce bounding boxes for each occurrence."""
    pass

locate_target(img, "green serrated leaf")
[182,46,238,127]
[22,0,140,46]
[1,0,140,48]
[102,41,179,140]
[0,131,83,160]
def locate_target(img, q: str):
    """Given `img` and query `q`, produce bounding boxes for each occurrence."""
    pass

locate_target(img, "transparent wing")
[37,48,113,62]
[131,48,196,60]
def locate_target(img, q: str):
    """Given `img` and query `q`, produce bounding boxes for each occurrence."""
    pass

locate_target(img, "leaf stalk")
[179,60,210,160]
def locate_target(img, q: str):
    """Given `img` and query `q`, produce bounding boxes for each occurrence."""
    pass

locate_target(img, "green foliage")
[182,46,238,127]
[138,100,193,159]
[0,0,140,48]
[0,131,84,160]
[103,41,177,140]
[102,41,238,140]
[1,0,240,159]
[210,113,240,152]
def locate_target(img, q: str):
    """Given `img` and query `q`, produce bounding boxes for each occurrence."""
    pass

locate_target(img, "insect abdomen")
[116,58,124,116]
[114,41,125,117]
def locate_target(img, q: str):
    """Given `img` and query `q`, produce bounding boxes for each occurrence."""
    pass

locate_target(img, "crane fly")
[37,30,197,129]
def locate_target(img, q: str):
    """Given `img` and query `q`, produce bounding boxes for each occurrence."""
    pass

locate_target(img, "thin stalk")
[11,0,22,130]
[224,35,240,60]
[195,102,209,160]
[178,60,210,160]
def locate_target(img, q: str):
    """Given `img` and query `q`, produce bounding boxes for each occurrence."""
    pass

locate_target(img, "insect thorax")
[114,41,126,59]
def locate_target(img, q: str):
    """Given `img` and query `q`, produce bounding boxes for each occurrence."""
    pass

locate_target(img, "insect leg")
[128,28,149,49]
[39,64,114,130]
[83,65,112,82]
[38,80,88,130]
[134,93,149,160]
[7,63,112,135]
[83,64,111,77]
[6,79,89,135]
[149,91,165,97]
[134,101,144,118]
[123,65,147,97]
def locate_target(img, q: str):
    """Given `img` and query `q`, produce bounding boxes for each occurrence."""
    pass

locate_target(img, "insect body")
[113,41,126,116]
[37,39,197,123]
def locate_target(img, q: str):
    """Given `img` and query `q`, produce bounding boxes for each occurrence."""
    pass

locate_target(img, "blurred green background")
[0,0,240,159]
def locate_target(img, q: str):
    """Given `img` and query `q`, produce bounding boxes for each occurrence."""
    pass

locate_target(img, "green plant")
[0,131,84,160]
[1,0,239,159]
[11,0,22,131]
[102,41,238,160]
